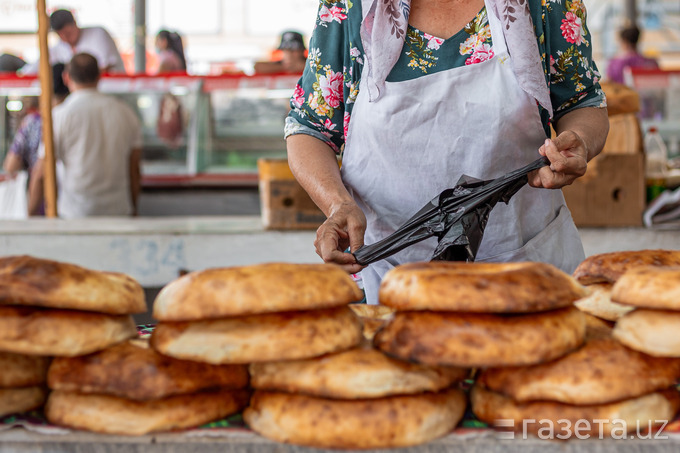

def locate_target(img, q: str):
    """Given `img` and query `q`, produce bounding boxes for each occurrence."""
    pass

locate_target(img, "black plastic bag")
[353,156,550,265]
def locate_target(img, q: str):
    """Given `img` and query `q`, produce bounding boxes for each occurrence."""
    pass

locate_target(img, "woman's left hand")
[528,131,588,189]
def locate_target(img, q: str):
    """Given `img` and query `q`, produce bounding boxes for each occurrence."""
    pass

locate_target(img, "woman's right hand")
[314,200,367,274]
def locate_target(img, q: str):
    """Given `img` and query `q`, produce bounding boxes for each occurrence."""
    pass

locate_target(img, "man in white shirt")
[28,53,142,218]
[21,9,126,74]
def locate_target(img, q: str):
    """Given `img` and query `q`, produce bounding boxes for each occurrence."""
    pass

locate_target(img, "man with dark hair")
[20,9,125,74]
[28,53,142,218]
[606,24,659,84]
[254,30,307,74]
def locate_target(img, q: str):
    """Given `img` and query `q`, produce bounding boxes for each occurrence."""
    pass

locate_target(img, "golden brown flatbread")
[478,325,680,405]
[471,386,680,439]
[45,388,250,435]
[0,386,47,418]
[0,306,137,357]
[48,339,249,400]
[0,352,50,388]
[379,261,587,313]
[374,307,586,368]
[250,344,468,399]
[151,306,363,364]
[611,266,680,310]
[613,309,680,357]
[0,255,145,314]
[244,388,466,449]
[574,283,634,321]
[153,263,363,321]
[572,250,680,285]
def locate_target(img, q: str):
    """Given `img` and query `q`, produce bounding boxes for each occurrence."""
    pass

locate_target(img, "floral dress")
[285,0,606,153]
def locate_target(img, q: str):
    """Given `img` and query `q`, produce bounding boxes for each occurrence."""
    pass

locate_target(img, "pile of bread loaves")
[1,250,679,447]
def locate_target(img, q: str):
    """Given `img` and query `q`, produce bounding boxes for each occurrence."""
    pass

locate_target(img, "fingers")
[313,203,367,272]
[530,134,588,189]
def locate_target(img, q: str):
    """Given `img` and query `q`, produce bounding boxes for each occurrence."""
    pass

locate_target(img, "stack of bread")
[373,262,588,369]
[612,266,680,358]
[45,339,250,435]
[473,317,680,438]
[245,305,469,449]
[572,250,680,322]
[0,255,145,418]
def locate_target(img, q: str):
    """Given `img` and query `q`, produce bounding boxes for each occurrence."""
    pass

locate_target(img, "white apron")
[341,0,585,304]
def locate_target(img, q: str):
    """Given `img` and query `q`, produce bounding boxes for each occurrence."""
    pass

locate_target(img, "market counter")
[2,424,680,453]
[0,216,678,288]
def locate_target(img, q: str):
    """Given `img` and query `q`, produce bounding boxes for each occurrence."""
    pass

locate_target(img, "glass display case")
[0,73,300,187]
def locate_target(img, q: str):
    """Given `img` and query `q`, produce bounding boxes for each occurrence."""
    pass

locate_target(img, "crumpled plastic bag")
[353,156,550,265]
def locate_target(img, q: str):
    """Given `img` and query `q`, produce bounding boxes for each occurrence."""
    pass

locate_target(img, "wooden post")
[36,0,58,217]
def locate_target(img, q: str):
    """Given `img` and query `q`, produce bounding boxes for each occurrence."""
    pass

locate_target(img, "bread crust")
[250,344,468,399]
[45,389,250,435]
[379,262,587,313]
[471,386,680,439]
[244,388,466,449]
[374,307,586,367]
[150,306,363,364]
[572,250,680,284]
[478,326,680,405]
[613,309,680,357]
[0,352,50,388]
[0,386,47,417]
[611,266,680,310]
[153,263,364,321]
[0,306,137,357]
[574,283,634,321]
[48,339,249,400]
[348,304,394,340]
[0,255,145,314]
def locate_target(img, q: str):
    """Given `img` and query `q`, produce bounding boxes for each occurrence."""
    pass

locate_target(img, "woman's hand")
[528,131,588,189]
[314,200,367,273]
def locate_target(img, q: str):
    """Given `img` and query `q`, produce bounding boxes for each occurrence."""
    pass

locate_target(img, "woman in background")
[155,30,186,73]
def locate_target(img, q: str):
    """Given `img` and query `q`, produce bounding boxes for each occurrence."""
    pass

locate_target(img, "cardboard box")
[562,113,645,227]
[257,158,326,230]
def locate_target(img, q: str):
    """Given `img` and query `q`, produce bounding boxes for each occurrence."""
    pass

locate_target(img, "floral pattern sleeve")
[285,0,363,154]
[536,0,606,121]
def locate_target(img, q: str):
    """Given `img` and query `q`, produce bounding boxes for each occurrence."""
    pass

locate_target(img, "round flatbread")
[574,283,634,321]
[250,344,468,399]
[0,255,145,314]
[153,263,364,321]
[151,306,363,364]
[244,388,466,449]
[374,307,586,368]
[0,352,50,388]
[611,266,680,310]
[379,261,587,313]
[348,304,394,340]
[45,388,250,435]
[48,339,249,400]
[613,309,680,357]
[477,324,680,405]
[572,249,680,285]
[0,306,137,357]
[471,385,680,439]
[0,386,47,418]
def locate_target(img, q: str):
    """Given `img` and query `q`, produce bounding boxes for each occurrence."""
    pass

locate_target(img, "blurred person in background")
[0,53,26,73]
[254,31,307,74]
[28,53,142,218]
[20,9,126,75]
[606,24,659,84]
[155,30,187,74]
[3,63,70,181]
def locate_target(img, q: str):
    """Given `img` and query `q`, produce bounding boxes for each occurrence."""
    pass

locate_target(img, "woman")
[286,0,609,304]
[155,30,186,73]
[606,24,658,84]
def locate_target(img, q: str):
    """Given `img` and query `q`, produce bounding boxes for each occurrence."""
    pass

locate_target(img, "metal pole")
[36,0,57,217]
[625,0,638,26]
[134,0,146,73]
